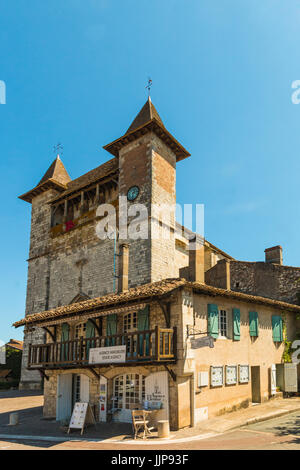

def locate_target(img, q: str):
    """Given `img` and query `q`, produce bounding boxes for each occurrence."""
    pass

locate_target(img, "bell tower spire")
[103,98,190,286]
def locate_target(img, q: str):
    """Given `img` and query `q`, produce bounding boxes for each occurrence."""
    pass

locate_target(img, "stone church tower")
[18,97,190,390]
[104,97,190,285]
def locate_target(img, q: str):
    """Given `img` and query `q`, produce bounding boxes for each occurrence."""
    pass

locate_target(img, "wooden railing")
[28,326,177,368]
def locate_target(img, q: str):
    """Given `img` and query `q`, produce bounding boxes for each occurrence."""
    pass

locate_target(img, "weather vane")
[53,142,63,157]
[145,78,152,97]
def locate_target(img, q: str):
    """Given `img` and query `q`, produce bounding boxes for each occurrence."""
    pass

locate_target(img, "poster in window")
[226,365,237,385]
[239,365,250,383]
[210,366,224,387]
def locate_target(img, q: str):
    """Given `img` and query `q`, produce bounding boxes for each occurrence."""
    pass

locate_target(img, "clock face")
[127,186,139,201]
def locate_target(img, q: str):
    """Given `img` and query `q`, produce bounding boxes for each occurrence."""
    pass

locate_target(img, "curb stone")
[244,406,300,427]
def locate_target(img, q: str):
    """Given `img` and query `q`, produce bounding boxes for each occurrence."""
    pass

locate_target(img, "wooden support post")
[158,300,171,328]
[38,369,49,381]
[155,326,160,361]
[42,326,56,342]
[79,191,85,213]
[88,319,102,336]
[163,364,177,382]
[95,184,100,204]
[63,199,68,222]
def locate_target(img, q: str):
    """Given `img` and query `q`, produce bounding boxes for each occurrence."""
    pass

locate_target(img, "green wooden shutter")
[60,323,70,361]
[272,315,283,342]
[208,304,219,339]
[86,320,95,357]
[232,308,241,341]
[249,312,259,337]
[138,306,150,356]
[106,314,117,346]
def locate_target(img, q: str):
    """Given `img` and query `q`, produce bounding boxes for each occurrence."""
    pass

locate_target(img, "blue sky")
[1,0,300,342]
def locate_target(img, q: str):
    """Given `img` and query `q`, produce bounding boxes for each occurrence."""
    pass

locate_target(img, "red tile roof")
[6,339,23,351]
[13,278,300,328]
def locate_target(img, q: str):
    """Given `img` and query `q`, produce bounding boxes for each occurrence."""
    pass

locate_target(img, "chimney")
[205,258,231,290]
[264,245,283,265]
[188,236,205,283]
[118,243,129,292]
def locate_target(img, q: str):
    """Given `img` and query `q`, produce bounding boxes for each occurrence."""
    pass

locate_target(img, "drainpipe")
[189,373,195,427]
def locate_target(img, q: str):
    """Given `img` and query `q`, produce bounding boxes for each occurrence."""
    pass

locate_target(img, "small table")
[143,409,160,428]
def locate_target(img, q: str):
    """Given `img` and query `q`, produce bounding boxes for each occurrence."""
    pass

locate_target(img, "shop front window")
[113,374,145,410]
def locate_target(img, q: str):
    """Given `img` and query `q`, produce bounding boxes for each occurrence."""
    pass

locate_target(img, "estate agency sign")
[89,345,126,364]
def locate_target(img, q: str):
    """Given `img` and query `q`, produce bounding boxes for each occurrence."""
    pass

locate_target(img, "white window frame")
[218,309,228,339]
[75,322,86,339]
[113,374,145,410]
[123,312,137,334]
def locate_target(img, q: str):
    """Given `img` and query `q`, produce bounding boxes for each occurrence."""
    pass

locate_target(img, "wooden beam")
[38,369,49,381]
[88,318,102,336]
[157,300,171,328]
[88,368,100,379]
[42,326,56,342]
[163,364,176,382]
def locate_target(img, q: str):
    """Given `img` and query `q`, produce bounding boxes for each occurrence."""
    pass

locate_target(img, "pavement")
[1,390,300,449]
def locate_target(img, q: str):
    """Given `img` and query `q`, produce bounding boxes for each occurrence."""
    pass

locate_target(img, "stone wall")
[230,261,300,305]
[205,258,230,290]
[191,292,297,417]
[41,296,188,430]
[118,132,177,285]
[206,260,300,306]
[20,186,119,389]
[20,190,59,390]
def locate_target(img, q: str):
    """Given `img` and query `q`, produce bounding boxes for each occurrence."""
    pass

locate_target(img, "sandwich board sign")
[68,402,96,435]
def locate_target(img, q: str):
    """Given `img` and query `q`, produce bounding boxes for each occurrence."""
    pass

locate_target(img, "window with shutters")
[207,304,230,339]
[249,312,259,338]
[75,322,86,339]
[219,310,228,338]
[123,312,138,354]
[123,312,137,333]
[272,315,283,342]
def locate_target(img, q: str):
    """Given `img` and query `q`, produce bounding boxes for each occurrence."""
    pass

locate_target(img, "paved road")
[0,411,299,450]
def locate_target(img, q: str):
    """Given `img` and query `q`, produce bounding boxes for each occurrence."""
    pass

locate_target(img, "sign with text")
[69,402,88,430]
[89,345,126,364]
[68,402,96,435]
[190,336,214,349]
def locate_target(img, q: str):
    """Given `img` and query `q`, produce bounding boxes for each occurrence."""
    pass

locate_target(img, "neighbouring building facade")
[206,245,300,306]
[14,98,300,430]
[0,339,23,388]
